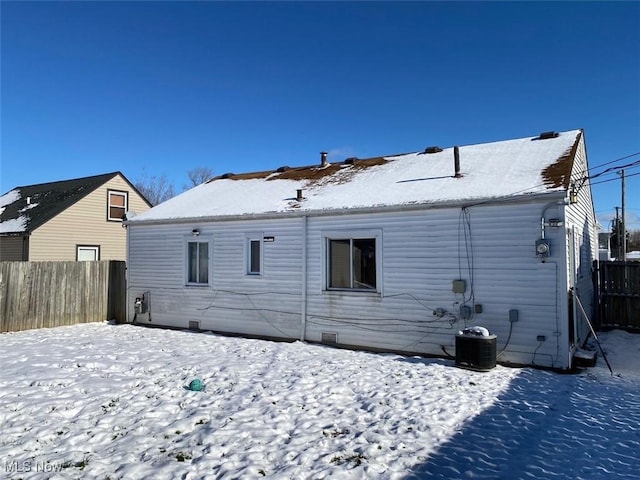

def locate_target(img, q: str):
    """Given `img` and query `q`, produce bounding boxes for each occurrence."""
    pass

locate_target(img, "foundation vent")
[188,321,200,331]
[321,332,338,344]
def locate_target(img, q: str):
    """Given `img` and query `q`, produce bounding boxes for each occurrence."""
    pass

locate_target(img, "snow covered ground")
[0,323,638,479]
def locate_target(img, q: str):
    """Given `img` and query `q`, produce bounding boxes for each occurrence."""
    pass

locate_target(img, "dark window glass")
[328,238,376,290]
[249,240,261,274]
[188,241,208,284]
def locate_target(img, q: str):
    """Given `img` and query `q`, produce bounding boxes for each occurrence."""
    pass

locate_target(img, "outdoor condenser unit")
[455,329,497,371]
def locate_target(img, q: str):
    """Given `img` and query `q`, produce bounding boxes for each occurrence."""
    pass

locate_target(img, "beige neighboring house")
[0,172,151,261]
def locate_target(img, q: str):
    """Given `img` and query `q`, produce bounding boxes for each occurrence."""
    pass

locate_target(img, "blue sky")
[2,1,639,229]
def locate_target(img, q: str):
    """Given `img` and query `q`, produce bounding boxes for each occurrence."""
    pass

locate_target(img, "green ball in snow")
[189,379,203,391]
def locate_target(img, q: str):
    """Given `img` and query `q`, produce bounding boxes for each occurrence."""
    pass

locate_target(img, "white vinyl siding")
[563,138,598,352]
[305,204,570,369]
[128,199,575,369]
[128,218,303,340]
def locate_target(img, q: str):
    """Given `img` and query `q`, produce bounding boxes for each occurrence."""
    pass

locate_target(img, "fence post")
[107,260,127,323]
[592,260,600,330]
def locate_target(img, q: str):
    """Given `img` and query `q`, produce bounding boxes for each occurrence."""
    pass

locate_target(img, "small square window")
[77,245,100,261]
[108,190,128,221]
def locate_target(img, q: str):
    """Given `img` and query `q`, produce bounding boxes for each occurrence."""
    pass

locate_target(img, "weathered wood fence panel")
[597,261,640,329]
[0,261,126,332]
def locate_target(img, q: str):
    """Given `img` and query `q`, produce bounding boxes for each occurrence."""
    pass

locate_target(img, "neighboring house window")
[77,245,100,261]
[325,231,381,291]
[187,240,209,285]
[108,190,128,221]
[246,236,263,275]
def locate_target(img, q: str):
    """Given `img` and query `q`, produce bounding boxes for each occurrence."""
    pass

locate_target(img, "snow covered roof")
[0,172,123,234]
[131,129,583,223]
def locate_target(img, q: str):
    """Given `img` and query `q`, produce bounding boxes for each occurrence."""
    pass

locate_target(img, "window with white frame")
[325,231,380,291]
[77,245,100,261]
[107,190,128,221]
[246,237,262,275]
[187,240,209,285]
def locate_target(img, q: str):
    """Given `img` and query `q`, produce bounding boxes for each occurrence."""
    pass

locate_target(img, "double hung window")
[108,190,128,221]
[187,241,209,285]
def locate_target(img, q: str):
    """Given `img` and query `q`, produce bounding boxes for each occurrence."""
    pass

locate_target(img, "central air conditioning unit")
[455,327,497,371]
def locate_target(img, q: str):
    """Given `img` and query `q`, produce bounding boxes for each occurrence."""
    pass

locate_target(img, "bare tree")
[185,166,214,189]
[134,171,176,206]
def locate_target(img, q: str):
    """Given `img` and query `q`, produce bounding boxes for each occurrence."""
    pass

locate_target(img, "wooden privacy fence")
[0,261,126,333]
[596,261,640,329]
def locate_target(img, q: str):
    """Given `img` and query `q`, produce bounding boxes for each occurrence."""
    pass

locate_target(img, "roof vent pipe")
[538,131,559,140]
[454,146,462,178]
[320,151,328,167]
[296,189,304,201]
[424,146,443,154]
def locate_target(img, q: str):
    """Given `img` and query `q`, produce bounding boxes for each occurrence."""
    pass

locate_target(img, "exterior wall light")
[192,229,200,237]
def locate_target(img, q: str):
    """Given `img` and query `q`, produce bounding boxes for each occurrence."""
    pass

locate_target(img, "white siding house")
[126,130,597,370]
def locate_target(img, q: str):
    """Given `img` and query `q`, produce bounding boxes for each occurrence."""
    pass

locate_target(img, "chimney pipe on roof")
[424,146,443,154]
[320,151,328,167]
[454,146,462,178]
[296,189,304,201]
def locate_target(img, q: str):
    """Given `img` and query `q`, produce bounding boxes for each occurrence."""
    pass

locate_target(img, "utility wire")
[587,151,640,172]
[588,158,640,180]
[590,170,640,187]
[457,151,640,208]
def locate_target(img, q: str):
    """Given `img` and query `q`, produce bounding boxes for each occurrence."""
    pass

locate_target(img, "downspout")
[563,227,579,369]
[300,215,308,341]
[570,226,580,356]
[126,222,131,324]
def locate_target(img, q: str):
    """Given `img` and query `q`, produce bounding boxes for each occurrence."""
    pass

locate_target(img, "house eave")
[126,190,568,227]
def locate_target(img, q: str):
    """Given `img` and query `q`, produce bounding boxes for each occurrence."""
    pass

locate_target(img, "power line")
[588,151,640,172]
[590,170,640,187]
[443,149,640,209]
[588,157,640,180]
